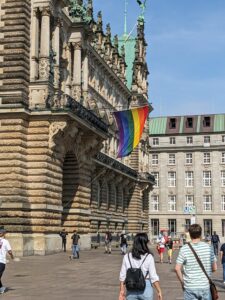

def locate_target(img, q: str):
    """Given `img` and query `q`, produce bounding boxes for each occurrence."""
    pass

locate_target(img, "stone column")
[65,43,72,96]
[72,42,82,101]
[31,8,39,80]
[53,18,60,88]
[82,54,88,107]
[39,7,50,80]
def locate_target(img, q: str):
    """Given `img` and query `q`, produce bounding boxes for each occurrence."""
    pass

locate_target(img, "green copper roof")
[196,115,201,133]
[179,116,184,133]
[119,35,136,90]
[149,117,167,135]
[214,114,225,131]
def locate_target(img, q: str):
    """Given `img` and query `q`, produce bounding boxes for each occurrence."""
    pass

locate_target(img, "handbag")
[187,243,219,300]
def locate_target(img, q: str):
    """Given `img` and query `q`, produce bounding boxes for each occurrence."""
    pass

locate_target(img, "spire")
[96,11,103,32]
[86,0,93,21]
[124,0,128,35]
[105,23,111,42]
[113,35,119,51]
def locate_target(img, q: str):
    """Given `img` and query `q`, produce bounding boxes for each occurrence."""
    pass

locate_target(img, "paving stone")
[1,247,225,300]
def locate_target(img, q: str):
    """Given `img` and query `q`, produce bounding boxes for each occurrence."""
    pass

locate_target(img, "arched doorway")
[62,151,79,229]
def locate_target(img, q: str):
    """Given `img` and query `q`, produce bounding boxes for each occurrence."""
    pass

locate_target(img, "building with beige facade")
[0,0,154,255]
[149,114,225,241]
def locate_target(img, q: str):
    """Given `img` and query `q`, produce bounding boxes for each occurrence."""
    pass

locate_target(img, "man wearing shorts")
[166,236,174,264]
[0,228,14,294]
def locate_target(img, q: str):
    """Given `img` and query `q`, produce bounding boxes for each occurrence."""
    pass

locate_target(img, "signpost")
[183,205,196,224]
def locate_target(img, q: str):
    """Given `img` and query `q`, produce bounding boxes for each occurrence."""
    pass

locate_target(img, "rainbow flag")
[113,106,150,158]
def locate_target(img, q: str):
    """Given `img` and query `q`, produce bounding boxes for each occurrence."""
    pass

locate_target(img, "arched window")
[97,181,101,208]
[106,182,109,209]
[121,188,124,212]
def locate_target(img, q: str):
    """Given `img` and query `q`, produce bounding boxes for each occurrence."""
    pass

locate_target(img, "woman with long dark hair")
[119,233,162,300]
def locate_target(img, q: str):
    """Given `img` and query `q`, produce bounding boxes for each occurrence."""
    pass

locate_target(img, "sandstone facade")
[0,0,153,255]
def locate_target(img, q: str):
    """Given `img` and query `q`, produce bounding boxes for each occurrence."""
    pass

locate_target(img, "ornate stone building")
[0,0,153,255]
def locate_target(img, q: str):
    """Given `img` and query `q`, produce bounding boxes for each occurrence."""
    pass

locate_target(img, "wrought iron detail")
[65,95,108,133]
[138,172,155,184]
[95,152,137,179]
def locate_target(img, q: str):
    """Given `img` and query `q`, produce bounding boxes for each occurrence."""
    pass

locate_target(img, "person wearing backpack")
[119,233,162,300]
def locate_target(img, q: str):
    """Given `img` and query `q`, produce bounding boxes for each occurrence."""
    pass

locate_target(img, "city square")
[1,0,225,299]
[1,247,224,300]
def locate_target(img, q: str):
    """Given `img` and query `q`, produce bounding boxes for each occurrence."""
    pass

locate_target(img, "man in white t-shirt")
[0,228,14,294]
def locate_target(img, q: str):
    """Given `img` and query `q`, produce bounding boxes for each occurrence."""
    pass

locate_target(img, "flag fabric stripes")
[113,105,149,158]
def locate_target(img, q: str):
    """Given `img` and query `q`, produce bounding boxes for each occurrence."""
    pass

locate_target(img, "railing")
[65,95,109,134]
[95,152,138,179]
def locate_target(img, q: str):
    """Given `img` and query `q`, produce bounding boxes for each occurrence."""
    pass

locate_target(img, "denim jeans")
[72,245,79,258]
[184,288,211,300]
[223,263,225,282]
[126,281,153,300]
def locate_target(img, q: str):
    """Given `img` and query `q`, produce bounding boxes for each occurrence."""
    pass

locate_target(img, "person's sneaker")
[0,287,6,294]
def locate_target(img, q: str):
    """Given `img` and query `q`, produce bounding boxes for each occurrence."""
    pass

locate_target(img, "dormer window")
[169,118,176,129]
[186,117,193,128]
[203,116,211,127]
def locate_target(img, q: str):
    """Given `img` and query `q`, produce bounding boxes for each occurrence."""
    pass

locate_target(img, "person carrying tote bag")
[119,233,163,300]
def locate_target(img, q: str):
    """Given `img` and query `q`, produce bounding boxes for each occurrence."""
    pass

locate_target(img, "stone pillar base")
[6,233,92,256]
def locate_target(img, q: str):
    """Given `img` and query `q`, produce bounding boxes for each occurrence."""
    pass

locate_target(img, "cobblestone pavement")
[1,247,225,300]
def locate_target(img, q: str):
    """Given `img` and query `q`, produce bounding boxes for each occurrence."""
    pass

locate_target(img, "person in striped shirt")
[175,224,217,300]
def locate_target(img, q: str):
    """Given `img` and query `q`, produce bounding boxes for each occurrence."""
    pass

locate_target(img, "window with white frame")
[204,136,210,144]
[222,152,225,163]
[186,153,193,164]
[152,154,158,165]
[168,172,176,187]
[222,195,225,211]
[151,195,159,211]
[168,195,176,211]
[187,137,193,144]
[152,172,159,187]
[221,171,225,187]
[222,135,225,143]
[185,171,194,187]
[203,153,210,164]
[153,138,159,145]
[170,137,176,145]
[203,171,211,187]
[168,153,175,165]
[185,195,194,208]
[203,195,212,211]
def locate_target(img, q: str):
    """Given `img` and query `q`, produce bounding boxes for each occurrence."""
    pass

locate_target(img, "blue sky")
[93,0,225,117]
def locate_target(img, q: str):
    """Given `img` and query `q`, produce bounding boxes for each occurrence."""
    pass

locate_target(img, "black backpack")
[125,253,149,291]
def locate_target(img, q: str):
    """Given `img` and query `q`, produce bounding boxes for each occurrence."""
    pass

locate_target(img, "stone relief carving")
[39,58,50,80]
[49,121,67,151]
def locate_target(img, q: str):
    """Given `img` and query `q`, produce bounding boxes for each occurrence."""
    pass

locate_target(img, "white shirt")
[0,238,11,264]
[157,236,165,248]
[119,253,159,284]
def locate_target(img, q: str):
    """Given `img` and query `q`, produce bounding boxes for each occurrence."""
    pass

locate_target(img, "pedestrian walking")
[0,228,15,294]
[175,224,217,300]
[220,241,225,284]
[157,234,165,263]
[104,231,112,254]
[165,236,174,264]
[120,231,128,255]
[211,231,220,256]
[59,229,68,252]
[71,230,80,259]
[119,233,162,300]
